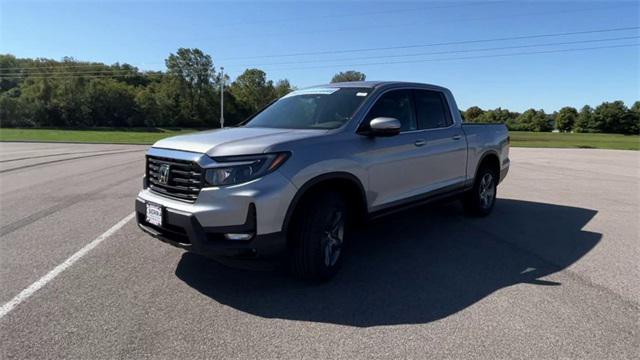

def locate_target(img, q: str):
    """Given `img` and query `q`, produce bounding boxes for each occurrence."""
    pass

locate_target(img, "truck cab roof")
[316,81,448,91]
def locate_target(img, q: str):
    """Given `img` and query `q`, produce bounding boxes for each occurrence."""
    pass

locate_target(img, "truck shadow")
[175,199,600,327]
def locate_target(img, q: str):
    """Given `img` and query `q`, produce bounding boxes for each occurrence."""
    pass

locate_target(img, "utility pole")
[220,66,225,128]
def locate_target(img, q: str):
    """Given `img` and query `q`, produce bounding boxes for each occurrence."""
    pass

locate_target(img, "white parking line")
[0,212,136,319]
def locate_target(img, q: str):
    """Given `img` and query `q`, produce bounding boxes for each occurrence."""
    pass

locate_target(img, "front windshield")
[245,87,370,129]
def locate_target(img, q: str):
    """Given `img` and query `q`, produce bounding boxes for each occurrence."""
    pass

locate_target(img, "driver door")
[358,89,434,210]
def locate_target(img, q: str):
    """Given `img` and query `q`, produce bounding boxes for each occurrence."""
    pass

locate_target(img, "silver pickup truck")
[136,81,509,280]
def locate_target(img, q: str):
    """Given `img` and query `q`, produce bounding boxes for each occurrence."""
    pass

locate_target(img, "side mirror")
[368,117,401,137]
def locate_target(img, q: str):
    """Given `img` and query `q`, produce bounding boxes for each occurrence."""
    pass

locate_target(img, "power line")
[2,43,636,79]
[2,25,638,73]
[0,62,155,72]
[211,3,635,45]
[232,36,640,68]
[260,43,640,72]
[3,35,638,77]
[0,73,158,79]
[218,26,640,61]
[213,1,492,28]
[0,69,162,76]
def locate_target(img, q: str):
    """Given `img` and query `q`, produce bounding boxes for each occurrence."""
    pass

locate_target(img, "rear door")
[412,89,467,192]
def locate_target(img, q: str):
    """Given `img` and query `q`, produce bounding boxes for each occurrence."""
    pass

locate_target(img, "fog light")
[224,233,254,241]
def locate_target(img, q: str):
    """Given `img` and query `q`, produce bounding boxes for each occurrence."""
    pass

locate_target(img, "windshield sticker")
[356,92,368,97]
[283,87,340,98]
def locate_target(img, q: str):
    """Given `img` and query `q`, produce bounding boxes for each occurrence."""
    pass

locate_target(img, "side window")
[414,90,453,129]
[366,90,416,132]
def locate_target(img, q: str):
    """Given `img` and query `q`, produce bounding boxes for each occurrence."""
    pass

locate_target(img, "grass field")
[509,132,639,150]
[0,128,195,144]
[0,128,638,150]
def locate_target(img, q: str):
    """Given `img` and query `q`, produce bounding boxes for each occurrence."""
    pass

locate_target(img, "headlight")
[204,152,290,187]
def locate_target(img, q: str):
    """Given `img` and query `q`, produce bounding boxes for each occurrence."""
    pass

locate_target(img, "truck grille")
[146,156,204,202]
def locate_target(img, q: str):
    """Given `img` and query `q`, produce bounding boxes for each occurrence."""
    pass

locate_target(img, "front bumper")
[135,162,297,257]
[136,198,286,257]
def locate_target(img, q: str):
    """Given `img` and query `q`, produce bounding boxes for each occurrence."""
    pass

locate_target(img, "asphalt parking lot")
[0,142,638,359]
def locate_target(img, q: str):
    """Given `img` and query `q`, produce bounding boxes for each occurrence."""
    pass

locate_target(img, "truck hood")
[152,127,328,156]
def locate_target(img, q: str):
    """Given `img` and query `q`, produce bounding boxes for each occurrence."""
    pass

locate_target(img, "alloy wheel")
[323,211,344,267]
[479,173,495,209]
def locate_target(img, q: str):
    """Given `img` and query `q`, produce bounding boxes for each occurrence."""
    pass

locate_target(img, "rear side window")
[365,90,416,131]
[414,90,452,129]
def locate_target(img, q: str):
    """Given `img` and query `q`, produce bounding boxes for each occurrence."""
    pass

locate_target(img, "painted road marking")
[0,212,136,319]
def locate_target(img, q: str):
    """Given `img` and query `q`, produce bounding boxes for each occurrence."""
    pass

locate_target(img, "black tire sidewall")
[466,167,497,216]
[289,192,347,280]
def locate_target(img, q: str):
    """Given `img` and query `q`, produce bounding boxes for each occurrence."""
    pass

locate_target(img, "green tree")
[109,63,150,87]
[592,101,632,134]
[629,101,640,135]
[19,77,66,127]
[229,68,277,114]
[575,105,594,132]
[219,91,249,126]
[165,48,218,127]
[166,49,215,91]
[273,79,293,98]
[52,77,93,127]
[555,106,578,132]
[0,54,21,92]
[515,109,552,132]
[0,89,28,127]
[464,106,484,122]
[135,84,167,127]
[85,78,139,127]
[476,108,519,126]
[331,70,366,83]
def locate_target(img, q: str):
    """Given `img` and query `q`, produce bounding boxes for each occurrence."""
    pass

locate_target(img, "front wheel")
[289,192,347,281]
[463,167,497,216]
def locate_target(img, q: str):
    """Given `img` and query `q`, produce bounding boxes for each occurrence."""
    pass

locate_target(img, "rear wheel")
[289,192,347,281]
[463,167,497,216]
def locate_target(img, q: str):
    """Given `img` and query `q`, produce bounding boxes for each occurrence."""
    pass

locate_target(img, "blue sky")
[1,1,638,112]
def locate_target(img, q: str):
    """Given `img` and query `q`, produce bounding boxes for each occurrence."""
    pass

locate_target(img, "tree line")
[0,49,294,129]
[463,103,639,134]
[0,50,637,134]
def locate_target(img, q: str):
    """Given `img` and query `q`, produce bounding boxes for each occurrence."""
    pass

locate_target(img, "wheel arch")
[474,151,501,181]
[282,172,368,235]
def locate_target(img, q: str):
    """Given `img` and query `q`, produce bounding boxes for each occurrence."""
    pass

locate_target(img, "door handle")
[452,135,462,140]
[414,139,426,147]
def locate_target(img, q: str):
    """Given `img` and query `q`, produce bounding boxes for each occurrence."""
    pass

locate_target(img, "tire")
[463,166,498,217]
[289,191,347,281]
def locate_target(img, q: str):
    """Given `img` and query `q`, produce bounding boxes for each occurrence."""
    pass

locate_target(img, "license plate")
[145,203,163,226]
